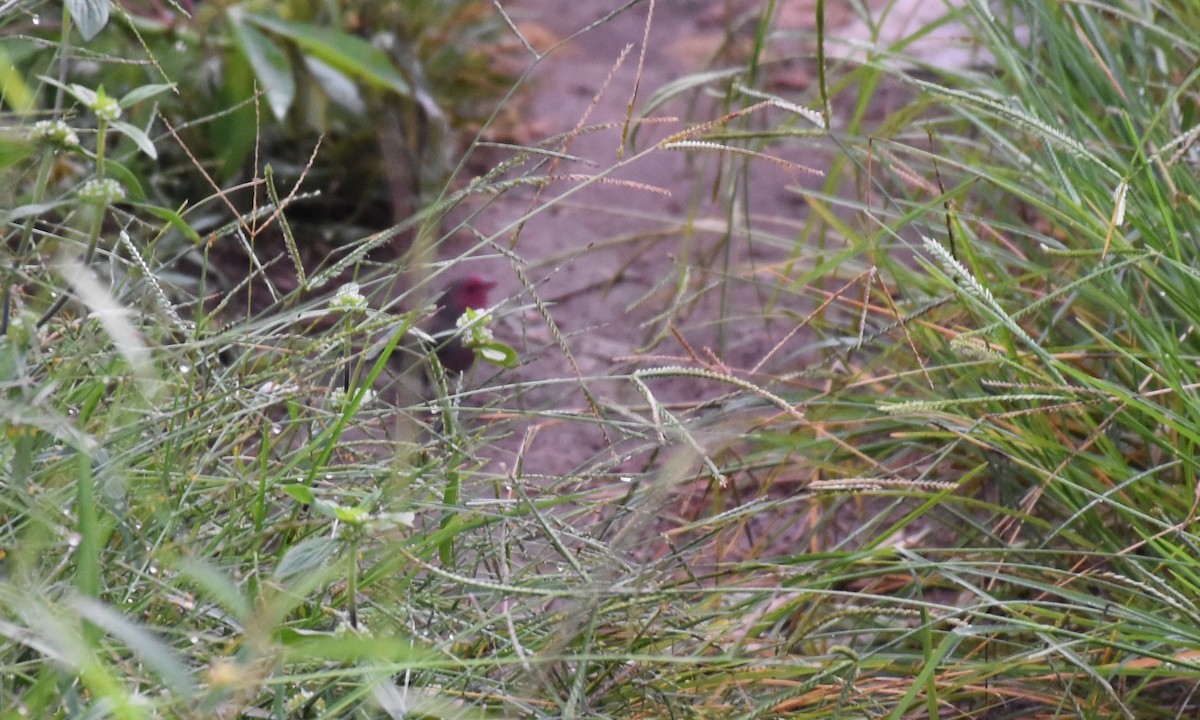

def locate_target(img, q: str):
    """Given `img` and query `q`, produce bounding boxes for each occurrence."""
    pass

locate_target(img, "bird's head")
[446,275,497,312]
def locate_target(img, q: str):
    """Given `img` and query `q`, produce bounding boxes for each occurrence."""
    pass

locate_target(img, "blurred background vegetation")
[4,0,518,316]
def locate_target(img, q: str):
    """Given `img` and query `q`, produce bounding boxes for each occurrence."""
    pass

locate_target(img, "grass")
[3,0,1200,717]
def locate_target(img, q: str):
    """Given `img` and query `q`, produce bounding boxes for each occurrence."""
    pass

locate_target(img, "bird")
[426,275,497,374]
[354,274,498,396]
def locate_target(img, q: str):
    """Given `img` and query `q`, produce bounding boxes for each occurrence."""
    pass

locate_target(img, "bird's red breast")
[431,275,497,373]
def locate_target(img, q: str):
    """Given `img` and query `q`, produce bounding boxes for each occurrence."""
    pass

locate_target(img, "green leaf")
[0,337,21,383]
[280,483,315,505]
[66,0,110,42]
[0,200,72,223]
[331,489,380,527]
[174,557,253,620]
[109,119,157,159]
[274,537,338,582]
[478,341,518,368]
[333,505,368,525]
[302,55,364,115]
[227,9,295,120]
[130,202,202,244]
[242,13,412,98]
[0,132,36,169]
[118,82,176,108]
[69,596,197,697]
[102,159,147,201]
[281,634,428,663]
[212,52,258,179]
[0,43,35,112]
[38,76,95,105]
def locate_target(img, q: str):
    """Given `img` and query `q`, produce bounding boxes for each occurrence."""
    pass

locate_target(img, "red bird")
[429,275,496,373]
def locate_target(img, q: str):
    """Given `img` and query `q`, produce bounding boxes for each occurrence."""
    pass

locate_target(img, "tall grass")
[2,0,1200,717]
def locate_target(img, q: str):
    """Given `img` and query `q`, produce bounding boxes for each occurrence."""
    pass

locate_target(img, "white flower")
[331,282,367,312]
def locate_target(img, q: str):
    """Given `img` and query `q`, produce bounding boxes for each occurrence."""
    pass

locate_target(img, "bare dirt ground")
[434,0,981,551]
